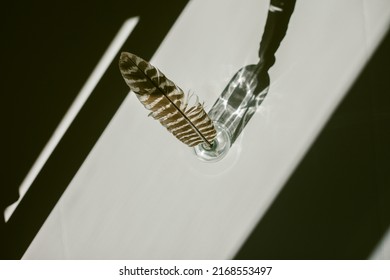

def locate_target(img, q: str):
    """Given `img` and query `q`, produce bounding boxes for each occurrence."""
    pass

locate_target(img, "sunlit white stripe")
[269,4,283,12]
[170,122,189,133]
[166,116,185,128]
[155,67,161,84]
[145,95,164,110]
[4,17,139,222]
[150,102,171,117]
[185,105,201,115]
[188,111,205,122]
[167,89,183,98]
[187,138,203,146]
[138,94,150,102]
[199,127,215,136]
[159,110,180,122]
[178,131,197,140]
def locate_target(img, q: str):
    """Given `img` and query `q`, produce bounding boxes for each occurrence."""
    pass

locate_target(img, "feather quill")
[119,52,216,147]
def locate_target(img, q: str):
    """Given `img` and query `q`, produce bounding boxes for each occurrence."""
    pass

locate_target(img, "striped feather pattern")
[119,52,216,147]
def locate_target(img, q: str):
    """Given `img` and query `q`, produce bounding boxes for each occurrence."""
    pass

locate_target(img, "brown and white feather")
[119,52,216,147]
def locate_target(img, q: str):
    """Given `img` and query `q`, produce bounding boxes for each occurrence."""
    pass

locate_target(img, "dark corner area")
[235,29,390,259]
[1,0,189,259]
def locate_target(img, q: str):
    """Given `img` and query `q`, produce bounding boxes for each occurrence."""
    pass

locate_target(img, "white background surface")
[23,0,390,259]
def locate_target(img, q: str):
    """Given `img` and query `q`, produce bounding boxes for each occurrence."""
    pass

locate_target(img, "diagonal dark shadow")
[1,0,190,259]
[235,29,390,259]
